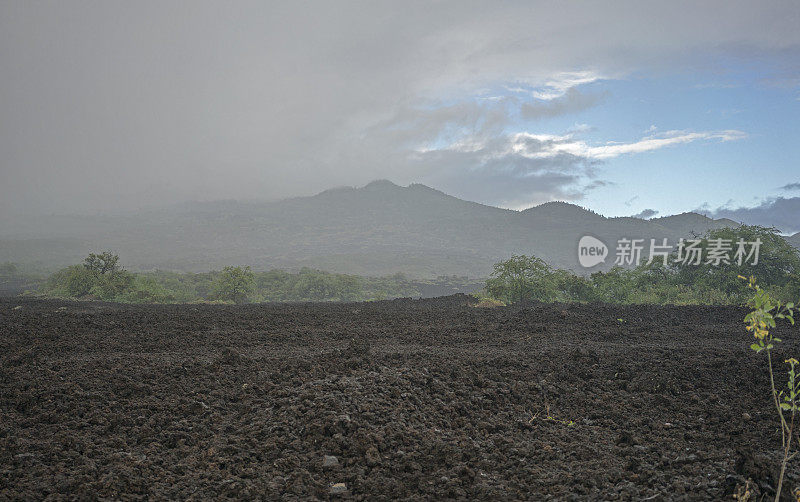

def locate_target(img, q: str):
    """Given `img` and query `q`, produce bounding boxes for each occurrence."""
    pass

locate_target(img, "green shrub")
[213,266,255,303]
[116,275,176,303]
[90,270,134,301]
[671,226,800,300]
[41,251,133,300]
[486,255,556,304]
[44,265,97,297]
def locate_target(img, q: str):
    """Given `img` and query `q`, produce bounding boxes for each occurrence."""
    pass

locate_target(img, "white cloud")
[503,70,604,100]
[530,71,604,100]
[405,125,747,208]
[509,129,746,160]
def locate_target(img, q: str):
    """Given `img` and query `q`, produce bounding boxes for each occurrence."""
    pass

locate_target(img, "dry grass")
[472,298,506,308]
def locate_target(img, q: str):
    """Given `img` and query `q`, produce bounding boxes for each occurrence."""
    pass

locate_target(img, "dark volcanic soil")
[1,295,799,500]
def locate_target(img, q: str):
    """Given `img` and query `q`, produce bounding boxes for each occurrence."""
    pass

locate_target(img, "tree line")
[31,255,458,303]
[482,226,800,305]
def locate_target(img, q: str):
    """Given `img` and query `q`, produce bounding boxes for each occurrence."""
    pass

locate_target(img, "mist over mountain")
[0,180,777,277]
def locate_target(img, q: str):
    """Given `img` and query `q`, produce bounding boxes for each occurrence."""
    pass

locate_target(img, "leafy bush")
[115,276,177,303]
[213,266,255,303]
[672,226,800,299]
[91,270,133,300]
[41,252,131,300]
[84,251,120,275]
[289,268,362,301]
[45,265,97,297]
[486,255,556,303]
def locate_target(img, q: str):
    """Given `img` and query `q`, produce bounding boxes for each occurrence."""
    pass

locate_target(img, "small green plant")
[741,275,796,501]
[527,403,574,427]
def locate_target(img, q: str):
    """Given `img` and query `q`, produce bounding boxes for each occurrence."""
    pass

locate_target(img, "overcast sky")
[1,1,799,231]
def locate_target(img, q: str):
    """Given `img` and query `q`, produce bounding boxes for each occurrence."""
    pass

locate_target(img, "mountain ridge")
[0,180,792,277]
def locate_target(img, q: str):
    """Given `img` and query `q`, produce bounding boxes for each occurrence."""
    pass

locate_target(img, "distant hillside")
[0,180,791,277]
[788,232,800,250]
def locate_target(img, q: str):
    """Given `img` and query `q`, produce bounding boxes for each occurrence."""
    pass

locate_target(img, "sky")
[1,1,799,232]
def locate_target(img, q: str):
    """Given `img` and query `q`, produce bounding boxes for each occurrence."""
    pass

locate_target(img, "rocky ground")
[1,295,799,500]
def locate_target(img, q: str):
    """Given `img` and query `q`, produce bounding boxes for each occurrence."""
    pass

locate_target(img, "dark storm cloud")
[631,209,659,219]
[411,145,593,209]
[1,1,799,217]
[700,197,800,234]
[781,182,800,191]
